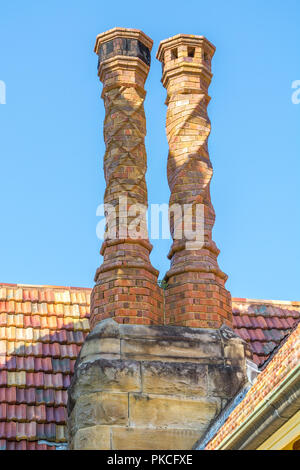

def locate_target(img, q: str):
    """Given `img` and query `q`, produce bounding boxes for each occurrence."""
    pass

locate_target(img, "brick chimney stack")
[157,35,232,329]
[91,28,163,329]
[67,31,249,451]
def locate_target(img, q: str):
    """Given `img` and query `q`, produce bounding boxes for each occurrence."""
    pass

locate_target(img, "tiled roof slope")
[0,283,90,450]
[232,298,300,367]
[0,284,299,449]
[205,321,300,450]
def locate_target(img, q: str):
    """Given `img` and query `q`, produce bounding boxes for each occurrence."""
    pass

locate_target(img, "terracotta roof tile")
[8,404,27,421]
[0,370,7,385]
[16,421,37,440]
[37,422,56,440]
[237,328,250,341]
[6,439,54,450]
[45,407,55,423]
[251,341,264,354]
[0,439,6,450]
[5,421,17,439]
[0,284,91,448]
[63,375,71,389]
[262,341,277,355]
[36,389,55,406]
[264,329,284,342]
[0,403,6,420]
[4,387,17,404]
[232,298,300,367]
[0,356,6,370]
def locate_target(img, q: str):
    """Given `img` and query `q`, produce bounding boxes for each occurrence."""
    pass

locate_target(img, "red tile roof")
[205,320,300,449]
[232,298,300,367]
[0,284,299,449]
[0,283,90,450]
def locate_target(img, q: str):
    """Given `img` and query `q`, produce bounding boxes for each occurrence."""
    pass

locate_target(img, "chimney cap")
[94,27,153,54]
[156,34,215,63]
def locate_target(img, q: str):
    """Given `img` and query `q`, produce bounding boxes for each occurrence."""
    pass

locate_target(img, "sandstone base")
[67,320,249,450]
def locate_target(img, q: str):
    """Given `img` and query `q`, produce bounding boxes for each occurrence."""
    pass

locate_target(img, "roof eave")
[198,364,300,450]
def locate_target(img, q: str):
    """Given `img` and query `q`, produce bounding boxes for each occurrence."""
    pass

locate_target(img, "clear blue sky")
[0,0,299,301]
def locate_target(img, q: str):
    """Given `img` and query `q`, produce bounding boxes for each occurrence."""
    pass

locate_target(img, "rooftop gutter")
[198,363,300,450]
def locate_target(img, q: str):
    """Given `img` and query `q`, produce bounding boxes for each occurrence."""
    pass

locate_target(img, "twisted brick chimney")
[91,28,163,329]
[67,30,249,451]
[157,35,232,329]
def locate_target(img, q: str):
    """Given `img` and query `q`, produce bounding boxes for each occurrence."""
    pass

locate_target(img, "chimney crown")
[156,34,215,89]
[94,27,153,76]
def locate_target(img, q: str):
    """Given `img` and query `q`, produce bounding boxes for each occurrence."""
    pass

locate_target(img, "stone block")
[88,318,121,339]
[129,393,221,430]
[224,341,246,365]
[80,337,120,359]
[73,425,111,450]
[219,325,248,368]
[121,337,222,362]
[68,358,141,411]
[111,427,200,450]
[121,323,218,341]
[68,323,248,450]
[141,361,207,396]
[207,364,245,398]
[73,392,128,428]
